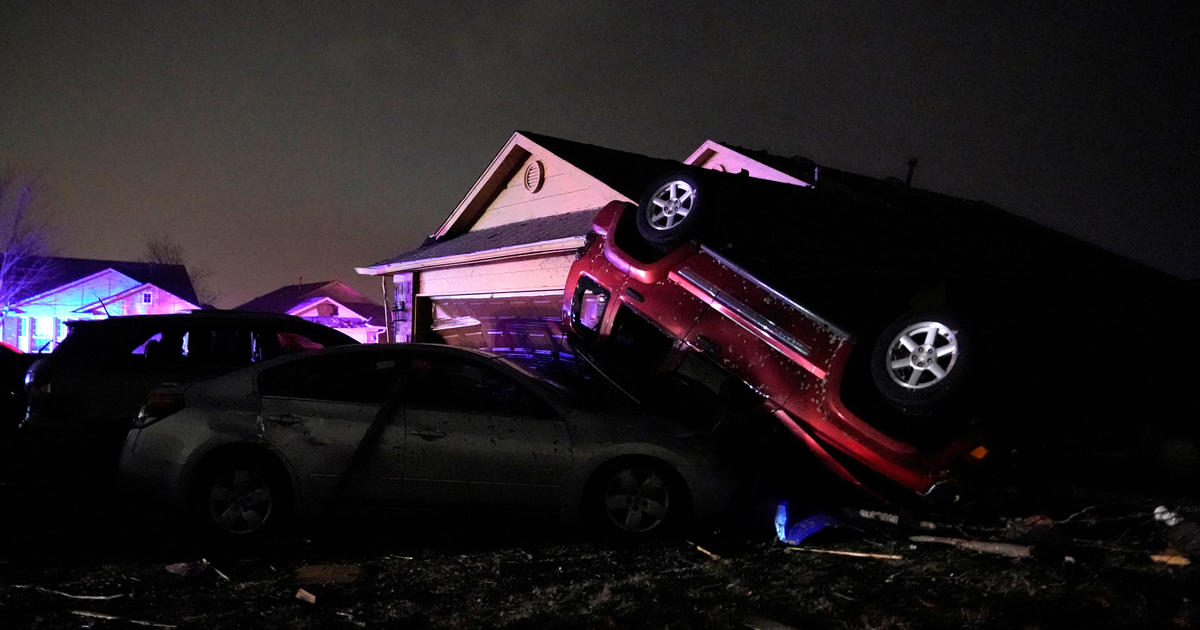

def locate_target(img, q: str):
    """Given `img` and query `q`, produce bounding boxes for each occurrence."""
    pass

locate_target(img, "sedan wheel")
[600,464,675,536]
[201,462,279,536]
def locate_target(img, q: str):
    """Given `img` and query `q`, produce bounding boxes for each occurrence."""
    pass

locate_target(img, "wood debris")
[910,535,1032,559]
[784,547,903,561]
[691,542,721,561]
[70,610,176,629]
[296,588,318,604]
[294,563,363,585]
[1150,554,1191,566]
[13,584,126,600]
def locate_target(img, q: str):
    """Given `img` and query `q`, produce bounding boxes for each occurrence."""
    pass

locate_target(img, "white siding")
[471,154,626,232]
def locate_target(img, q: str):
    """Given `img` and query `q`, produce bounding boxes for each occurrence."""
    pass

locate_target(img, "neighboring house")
[0,256,200,353]
[235,280,386,344]
[355,131,819,350]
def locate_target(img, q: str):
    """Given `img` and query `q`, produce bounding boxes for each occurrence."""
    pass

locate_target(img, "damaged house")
[355,131,812,358]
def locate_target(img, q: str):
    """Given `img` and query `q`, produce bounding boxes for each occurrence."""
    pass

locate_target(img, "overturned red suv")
[563,166,1198,504]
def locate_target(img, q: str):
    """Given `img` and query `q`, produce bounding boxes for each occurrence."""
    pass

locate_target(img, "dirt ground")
[2,482,1198,630]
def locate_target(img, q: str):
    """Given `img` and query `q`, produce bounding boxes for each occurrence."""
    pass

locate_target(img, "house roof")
[235,280,386,324]
[700,141,821,184]
[7,256,199,306]
[366,208,599,270]
[514,131,684,202]
[432,130,685,240]
[362,131,683,275]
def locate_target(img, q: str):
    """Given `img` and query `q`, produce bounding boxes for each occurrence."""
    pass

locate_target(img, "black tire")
[588,459,686,538]
[869,311,972,415]
[635,171,710,251]
[193,456,287,538]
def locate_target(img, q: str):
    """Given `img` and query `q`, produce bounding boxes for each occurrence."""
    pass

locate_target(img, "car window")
[259,352,406,404]
[183,327,254,367]
[131,333,163,355]
[251,330,337,363]
[403,355,556,419]
[503,353,640,413]
[125,329,186,363]
[571,275,610,333]
[276,331,326,352]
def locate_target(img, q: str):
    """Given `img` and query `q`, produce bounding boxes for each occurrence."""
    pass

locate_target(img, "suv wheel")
[636,172,709,251]
[869,311,972,414]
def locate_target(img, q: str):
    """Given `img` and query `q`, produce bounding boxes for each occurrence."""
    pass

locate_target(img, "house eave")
[685,139,813,187]
[356,235,588,276]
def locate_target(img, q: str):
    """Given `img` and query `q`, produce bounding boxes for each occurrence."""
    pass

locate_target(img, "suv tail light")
[134,391,186,428]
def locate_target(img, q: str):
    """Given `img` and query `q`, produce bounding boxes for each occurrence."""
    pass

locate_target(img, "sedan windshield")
[493,353,639,412]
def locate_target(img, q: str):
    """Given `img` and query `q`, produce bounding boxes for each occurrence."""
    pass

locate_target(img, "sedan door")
[400,354,572,512]
[257,351,407,510]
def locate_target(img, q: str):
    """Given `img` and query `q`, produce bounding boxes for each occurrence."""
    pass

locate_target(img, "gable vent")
[523,160,545,193]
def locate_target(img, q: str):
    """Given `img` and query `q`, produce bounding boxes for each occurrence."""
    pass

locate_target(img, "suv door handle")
[410,429,447,441]
[265,414,303,426]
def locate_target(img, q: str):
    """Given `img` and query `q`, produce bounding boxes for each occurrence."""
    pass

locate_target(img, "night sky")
[2,1,1196,307]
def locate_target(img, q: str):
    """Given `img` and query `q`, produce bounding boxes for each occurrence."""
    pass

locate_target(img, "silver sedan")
[118,343,738,538]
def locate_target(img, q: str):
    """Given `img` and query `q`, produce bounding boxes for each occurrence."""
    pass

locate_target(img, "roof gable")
[5,256,199,306]
[235,280,385,324]
[287,296,373,321]
[73,281,199,315]
[433,131,682,239]
[685,140,817,186]
[15,267,142,307]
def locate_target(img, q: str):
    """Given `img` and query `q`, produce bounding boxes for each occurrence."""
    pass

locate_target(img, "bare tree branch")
[0,168,56,316]
[143,234,185,266]
[141,234,219,305]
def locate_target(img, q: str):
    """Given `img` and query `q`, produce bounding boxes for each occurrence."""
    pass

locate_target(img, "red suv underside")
[564,201,984,500]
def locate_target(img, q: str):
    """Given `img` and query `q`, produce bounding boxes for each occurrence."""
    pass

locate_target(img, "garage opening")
[426,292,579,377]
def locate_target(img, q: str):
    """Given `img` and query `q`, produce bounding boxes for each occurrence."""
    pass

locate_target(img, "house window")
[31,317,55,353]
[142,292,154,305]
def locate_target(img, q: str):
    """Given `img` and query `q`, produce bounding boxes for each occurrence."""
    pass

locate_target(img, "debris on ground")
[2,493,1198,628]
[783,547,904,561]
[294,563,363,585]
[909,535,1033,559]
[164,558,230,581]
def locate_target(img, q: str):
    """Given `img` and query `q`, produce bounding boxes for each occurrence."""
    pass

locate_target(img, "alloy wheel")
[603,466,671,534]
[207,467,275,536]
[883,320,960,390]
[644,180,696,231]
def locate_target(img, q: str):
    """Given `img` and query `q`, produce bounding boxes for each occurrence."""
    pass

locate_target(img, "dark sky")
[2,1,1197,307]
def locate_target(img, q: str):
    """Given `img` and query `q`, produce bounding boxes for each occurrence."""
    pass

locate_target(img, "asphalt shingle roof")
[7,256,199,305]
[369,208,599,268]
[235,280,385,324]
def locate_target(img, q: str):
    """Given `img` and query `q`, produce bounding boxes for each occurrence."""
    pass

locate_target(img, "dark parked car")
[563,167,1198,504]
[118,343,737,538]
[1,342,39,440]
[18,311,357,479]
